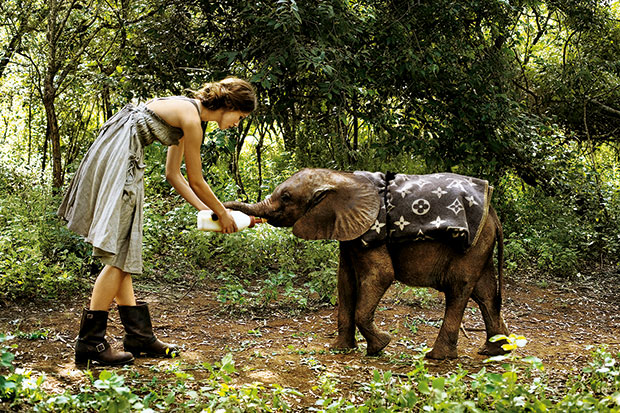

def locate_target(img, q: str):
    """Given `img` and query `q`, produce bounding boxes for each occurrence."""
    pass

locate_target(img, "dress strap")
[185,97,201,117]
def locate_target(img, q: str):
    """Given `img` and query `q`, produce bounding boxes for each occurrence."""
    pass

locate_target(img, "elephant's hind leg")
[471,265,509,356]
[427,283,474,360]
[330,244,358,350]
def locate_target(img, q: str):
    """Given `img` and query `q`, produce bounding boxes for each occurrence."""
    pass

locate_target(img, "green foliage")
[570,346,620,397]
[186,225,338,314]
[0,334,17,400]
[499,142,620,277]
[139,174,339,314]
[308,336,620,412]
[0,166,93,300]
[3,350,303,412]
[2,331,620,411]
[502,189,586,277]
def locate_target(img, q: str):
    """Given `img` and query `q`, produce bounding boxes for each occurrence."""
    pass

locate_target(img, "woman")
[58,77,257,366]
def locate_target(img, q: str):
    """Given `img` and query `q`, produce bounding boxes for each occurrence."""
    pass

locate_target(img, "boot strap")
[95,342,106,353]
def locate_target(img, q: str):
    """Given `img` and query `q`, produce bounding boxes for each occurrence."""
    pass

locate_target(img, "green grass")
[1,334,618,411]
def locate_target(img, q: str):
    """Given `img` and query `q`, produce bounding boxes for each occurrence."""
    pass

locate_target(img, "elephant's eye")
[281,192,291,203]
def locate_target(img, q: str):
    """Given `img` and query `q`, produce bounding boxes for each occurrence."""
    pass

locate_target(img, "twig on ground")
[460,324,469,339]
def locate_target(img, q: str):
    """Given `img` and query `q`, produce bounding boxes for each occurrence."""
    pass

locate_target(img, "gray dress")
[58,97,200,274]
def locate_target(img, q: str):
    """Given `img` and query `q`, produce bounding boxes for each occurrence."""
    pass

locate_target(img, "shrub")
[499,173,598,278]
[142,210,339,313]
[0,183,93,301]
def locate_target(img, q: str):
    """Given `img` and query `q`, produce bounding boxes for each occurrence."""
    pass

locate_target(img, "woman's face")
[218,110,250,130]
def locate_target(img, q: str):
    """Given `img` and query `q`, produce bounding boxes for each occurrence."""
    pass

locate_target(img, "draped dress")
[58,96,201,274]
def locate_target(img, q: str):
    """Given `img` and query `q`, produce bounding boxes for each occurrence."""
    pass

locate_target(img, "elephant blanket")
[354,171,493,252]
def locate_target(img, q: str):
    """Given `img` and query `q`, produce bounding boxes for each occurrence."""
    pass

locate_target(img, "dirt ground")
[1,268,619,409]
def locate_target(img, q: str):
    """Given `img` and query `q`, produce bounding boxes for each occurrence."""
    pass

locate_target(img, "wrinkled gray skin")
[225,168,509,359]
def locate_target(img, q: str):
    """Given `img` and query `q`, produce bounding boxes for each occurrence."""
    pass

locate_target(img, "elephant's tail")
[492,207,504,312]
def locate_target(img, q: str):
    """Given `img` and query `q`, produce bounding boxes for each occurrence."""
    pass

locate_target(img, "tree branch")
[590,99,620,119]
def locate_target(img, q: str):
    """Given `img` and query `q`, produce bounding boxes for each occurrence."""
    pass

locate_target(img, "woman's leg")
[90,265,136,310]
[89,265,180,358]
[115,271,137,306]
[76,264,135,365]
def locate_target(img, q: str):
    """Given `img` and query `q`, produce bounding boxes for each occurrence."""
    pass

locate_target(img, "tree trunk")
[102,84,113,120]
[231,119,253,199]
[276,83,297,152]
[28,86,32,165]
[0,32,22,79]
[352,110,359,151]
[43,91,63,190]
[43,0,61,189]
[255,124,266,202]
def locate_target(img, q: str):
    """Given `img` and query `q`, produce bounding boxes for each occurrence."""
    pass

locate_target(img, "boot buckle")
[95,342,106,353]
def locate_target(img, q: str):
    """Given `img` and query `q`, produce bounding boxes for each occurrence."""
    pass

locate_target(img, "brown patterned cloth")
[354,171,493,251]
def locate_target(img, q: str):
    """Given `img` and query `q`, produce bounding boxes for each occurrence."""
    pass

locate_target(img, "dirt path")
[1,271,619,409]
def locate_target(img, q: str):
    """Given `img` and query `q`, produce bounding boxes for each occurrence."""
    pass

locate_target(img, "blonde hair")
[193,77,257,113]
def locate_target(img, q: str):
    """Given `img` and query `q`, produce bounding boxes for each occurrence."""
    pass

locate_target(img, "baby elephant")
[225,168,509,359]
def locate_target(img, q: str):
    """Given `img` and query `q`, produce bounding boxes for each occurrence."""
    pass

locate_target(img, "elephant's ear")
[293,173,380,241]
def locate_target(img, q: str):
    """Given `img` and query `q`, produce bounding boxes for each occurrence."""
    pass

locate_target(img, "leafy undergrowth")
[1,332,619,412]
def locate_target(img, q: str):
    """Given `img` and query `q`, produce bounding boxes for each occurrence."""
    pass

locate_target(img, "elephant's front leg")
[352,245,394,356]
[330,244,357,350]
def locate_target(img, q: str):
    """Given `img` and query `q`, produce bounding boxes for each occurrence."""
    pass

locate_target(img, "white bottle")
[197,210,264,232]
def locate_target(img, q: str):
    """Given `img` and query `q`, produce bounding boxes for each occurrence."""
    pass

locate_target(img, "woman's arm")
[165,140,208,211]
[165,119,238,233]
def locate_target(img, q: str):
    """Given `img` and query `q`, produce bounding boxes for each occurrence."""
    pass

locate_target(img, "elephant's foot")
[478,339,510,356]
[365,331,391,356]
[330,335,357,351]
[426,344,458,360]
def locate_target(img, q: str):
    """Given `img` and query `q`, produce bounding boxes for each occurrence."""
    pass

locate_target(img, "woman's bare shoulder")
[146,98,200,128]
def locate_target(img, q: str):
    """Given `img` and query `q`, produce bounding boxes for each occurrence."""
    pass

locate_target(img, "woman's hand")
[218,209,239,234]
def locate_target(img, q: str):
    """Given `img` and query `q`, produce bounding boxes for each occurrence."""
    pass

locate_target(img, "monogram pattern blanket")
[354,171,493,251]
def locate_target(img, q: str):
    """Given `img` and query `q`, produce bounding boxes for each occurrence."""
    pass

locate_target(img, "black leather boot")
[75,309,135,366]
[118,302,180,358]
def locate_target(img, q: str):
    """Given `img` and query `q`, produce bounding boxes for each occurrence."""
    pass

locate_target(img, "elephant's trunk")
[224,198,273,219]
